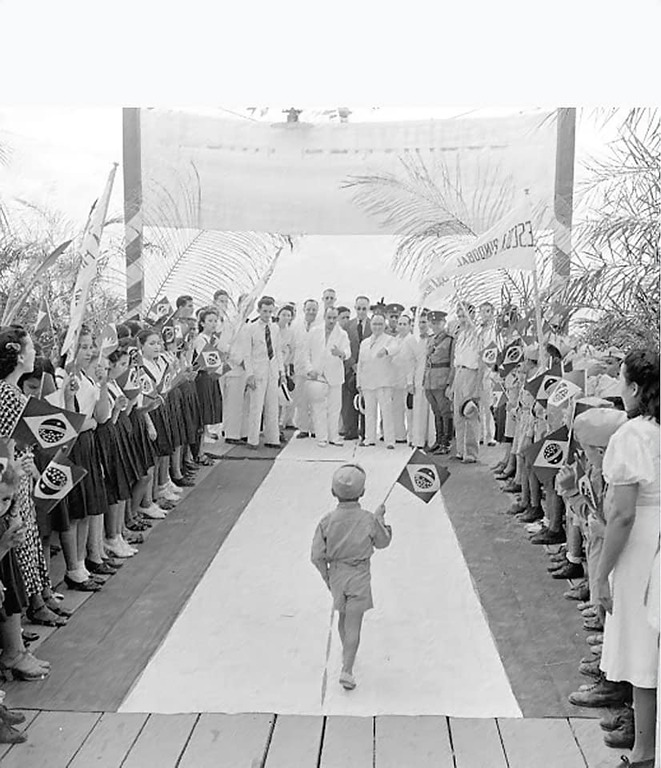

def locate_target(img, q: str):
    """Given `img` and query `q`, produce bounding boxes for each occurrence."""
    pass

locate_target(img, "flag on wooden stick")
[33,450,87,515]
[60,164,118,358]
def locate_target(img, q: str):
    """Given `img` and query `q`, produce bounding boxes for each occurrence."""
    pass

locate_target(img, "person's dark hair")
[303,299,318,310]
[137,329,159,347]
[116,324,131,339]
[108,343,130,365]
[336,306,350,315]
[17,356,54,389]
[622,349,660,423]
[0,326,30,379]
[277,305,294,319]
[198,308,218,332]
[213,289,229,301]
[355,295,370,305]
[257,296,275,310]
[126,320,142,338]
[176,295,193,309]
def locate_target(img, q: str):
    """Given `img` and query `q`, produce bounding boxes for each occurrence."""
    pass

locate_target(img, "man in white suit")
[218,309,250,445]
[292,299,319,437]
[302,306,351,447]
[245,296,285,449]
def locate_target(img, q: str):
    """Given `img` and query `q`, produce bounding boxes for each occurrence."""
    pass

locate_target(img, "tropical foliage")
[140,162,294,315]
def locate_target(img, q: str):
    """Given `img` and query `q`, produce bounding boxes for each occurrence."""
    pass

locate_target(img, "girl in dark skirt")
[193,309,223,435]
[59,328,111,593]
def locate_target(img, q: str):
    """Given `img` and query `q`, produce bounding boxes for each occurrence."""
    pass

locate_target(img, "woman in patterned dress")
[0,327,52,680]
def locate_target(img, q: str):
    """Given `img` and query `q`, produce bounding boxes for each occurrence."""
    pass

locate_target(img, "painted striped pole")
[552,107,576,287]
[123,107,144,319]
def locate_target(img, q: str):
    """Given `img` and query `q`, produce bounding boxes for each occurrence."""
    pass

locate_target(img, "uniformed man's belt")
[429,363,451,368]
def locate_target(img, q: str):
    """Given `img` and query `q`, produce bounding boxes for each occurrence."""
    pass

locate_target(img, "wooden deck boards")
[0,713,627,766]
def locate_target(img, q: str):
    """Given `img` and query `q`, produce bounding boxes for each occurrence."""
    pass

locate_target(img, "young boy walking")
[311,463,392,690]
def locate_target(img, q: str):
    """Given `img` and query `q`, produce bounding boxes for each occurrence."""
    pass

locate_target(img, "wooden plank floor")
[0,713,629,766]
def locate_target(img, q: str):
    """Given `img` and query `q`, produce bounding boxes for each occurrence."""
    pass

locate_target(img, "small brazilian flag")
[396,449,451,504]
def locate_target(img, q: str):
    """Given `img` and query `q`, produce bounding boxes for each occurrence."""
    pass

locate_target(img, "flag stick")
[525,189,547,371]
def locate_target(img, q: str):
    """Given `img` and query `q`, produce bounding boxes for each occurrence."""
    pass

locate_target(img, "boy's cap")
[573,408,628,447]
[332,464,366,500]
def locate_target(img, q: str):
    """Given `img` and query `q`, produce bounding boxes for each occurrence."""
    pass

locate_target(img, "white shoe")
[164,482,183,496]
[158,489,180,503]
[329,439,345,446]
[140,504,166,520]
[105,537,135,558]
[317,440,328,447]
[119,536,138,556]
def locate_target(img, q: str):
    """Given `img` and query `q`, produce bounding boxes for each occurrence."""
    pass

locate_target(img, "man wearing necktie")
[245,296,285,449]
[342,296,372,440]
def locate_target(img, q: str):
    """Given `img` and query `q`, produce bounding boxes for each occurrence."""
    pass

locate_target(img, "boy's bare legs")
[338,611,346,646]
[341,608,365,676]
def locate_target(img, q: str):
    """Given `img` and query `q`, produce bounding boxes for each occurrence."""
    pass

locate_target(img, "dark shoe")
[296,432,310,439]
[564,582,590,601]
[600,705,634,732]
[172,477,195,487]
[551,562,584,579]
[21,630,40,643]
[104,557,124,569]
[578,658,604,680]
[503,482,523,494]
[583,616,605,632]
[64,575,102,592]
[548,559,568,572]
[612,758,654,768]
[0,704,26,726]
[224,437,243,445]
[204,453,222,462]
[0,721,27,744]
[450,454,464,461]
[183,461,199,473]
[568,680,631,708]
[530,528,566,545]
[519,506,544,523]
[603,725,634,750]
[428,442,442,453]
[344,433,359,441]
[264,442,282,449]
[25,606,67,627]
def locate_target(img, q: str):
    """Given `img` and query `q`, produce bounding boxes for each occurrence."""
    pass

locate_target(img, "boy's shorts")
[330,566,373,613]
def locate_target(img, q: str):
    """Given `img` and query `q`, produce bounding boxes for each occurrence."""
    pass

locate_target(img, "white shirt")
[453,324,481,370]
[292,318,318,374]
[302,324,351,387]
[391,333,417,389]
[357,333,398,390]
[244,320,284,379]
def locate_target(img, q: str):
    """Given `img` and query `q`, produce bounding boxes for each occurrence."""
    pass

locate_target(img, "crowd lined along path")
[1,437,626,765]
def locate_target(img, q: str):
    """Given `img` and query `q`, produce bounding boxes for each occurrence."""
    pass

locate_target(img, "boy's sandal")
[339,672,356,690]
[26,607,67,627]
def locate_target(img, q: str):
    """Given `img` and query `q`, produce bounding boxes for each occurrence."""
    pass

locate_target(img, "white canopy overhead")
[139,108,558,235]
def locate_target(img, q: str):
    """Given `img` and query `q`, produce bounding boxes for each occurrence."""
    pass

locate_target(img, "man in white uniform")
[244,296,285,449]
[218,310,250,444]
[411,309,436,449]
[478,301,498,447]
[302,306,351,446]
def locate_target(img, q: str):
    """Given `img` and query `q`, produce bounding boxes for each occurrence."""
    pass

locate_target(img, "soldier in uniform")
[423,311,454,454]
[385,303,405,337]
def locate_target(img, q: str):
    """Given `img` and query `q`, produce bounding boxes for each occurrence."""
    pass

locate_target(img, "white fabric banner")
[139,109,557,235]
[426,203,537,283]
[61,165,117,357]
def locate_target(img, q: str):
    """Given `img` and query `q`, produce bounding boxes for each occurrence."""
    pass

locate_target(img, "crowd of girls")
[0,296,225,745]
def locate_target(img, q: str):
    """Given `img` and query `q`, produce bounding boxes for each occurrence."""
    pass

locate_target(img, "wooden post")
[552,107,576,288]
[123,108,144,319]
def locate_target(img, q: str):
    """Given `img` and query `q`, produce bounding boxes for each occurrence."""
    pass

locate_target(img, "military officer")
[385,303,405,337]
[423,310,454,454]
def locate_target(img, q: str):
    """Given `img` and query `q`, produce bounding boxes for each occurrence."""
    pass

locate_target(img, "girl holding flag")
[193,308,224,443]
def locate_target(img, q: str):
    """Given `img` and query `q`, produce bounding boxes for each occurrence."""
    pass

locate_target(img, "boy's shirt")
[311,501,392,583]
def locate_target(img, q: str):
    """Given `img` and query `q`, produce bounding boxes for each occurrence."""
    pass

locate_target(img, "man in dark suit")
[341,295,371,440]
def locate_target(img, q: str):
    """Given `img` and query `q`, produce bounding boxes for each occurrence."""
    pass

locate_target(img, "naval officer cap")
[573,408,628,448]
[385,303,405,316]
[428,310,447,322]
[332,464,366,500]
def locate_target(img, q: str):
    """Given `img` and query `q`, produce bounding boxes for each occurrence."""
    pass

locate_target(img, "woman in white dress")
[277,306,296,431]
[594,349,659,768]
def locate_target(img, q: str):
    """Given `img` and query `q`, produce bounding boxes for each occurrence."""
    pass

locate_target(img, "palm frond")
[141,163,292,314]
